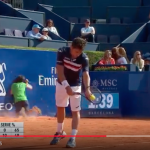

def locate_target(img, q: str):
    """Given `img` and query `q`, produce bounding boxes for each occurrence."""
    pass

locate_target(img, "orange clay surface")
[0,117,150,150]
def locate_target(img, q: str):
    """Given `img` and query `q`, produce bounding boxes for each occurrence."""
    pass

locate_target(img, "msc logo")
[92,79,99,87]
[100,79,117,86]
[92,79,117,87]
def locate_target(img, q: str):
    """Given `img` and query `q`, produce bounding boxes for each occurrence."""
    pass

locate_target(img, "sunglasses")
[137,54,141,55]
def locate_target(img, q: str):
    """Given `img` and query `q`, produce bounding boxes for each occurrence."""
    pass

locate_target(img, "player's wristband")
[61,80,69,88]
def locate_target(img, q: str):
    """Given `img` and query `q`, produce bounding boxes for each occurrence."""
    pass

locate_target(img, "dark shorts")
[81,33,95,42]
[14,101,29,113]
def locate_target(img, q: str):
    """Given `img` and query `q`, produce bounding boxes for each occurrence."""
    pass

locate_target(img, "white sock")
[57,123,64,133]
[71,129,78,139]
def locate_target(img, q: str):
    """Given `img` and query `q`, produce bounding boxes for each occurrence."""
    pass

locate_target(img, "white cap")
[42,28,48,32]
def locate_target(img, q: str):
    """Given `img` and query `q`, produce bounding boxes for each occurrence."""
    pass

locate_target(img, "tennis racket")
[74,86,102,104]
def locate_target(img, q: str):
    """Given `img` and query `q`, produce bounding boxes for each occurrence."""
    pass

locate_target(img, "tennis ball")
[90,94,95,100]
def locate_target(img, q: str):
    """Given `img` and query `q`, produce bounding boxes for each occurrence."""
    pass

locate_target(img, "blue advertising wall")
[1,48,150,118]
[81,72,128,117]
[0,48,57,116]
[81,71,150,118]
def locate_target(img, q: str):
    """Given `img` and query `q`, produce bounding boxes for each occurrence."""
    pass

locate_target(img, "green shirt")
[11,82,27,103]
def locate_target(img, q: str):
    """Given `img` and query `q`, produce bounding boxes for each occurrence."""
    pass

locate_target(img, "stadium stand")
[2,0,150,121]
[16,9,45,26]
[106,6,150,23]
[0,0,150,53]
[0,1,65,41]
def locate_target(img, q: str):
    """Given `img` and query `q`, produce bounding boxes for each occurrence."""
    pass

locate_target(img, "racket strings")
[90,86,101,93]
[89,86,102,104]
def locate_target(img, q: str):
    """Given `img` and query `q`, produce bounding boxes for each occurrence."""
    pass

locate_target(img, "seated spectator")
[26,24,45,41]
[81,19,95,43]
[42,28,52,40]
[144,57,150,65]
[111,47,127,64]
[130,51,144,71]
[118,47,129,63]
[98,50,115,65]
[144,58,150,65]
[46,19,59,36]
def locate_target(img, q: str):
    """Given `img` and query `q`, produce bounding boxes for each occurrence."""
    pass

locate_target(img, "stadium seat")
[122,17,133,24]
[97,35,108,43]
[23,31,27,37]
[68,17,78,23]
[109,35,120,44]
[13,29,23,37]
[4,28,14,36]
[147,35,150,42]
[0,28,4,35]
[80,17,87,23]
[110,17,121,24]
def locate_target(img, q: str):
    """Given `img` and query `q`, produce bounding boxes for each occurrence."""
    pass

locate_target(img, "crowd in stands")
[26,18,95,42]
[26,24,51,41]
[98,47,145,71]
[26,19,59,40]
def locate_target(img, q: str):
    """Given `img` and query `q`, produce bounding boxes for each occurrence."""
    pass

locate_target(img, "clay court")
[1,117,150,150]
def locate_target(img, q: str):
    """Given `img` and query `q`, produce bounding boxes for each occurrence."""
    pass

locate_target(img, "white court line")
[76,146,104,149]
[76,142,150,149]
[107,135,150,137]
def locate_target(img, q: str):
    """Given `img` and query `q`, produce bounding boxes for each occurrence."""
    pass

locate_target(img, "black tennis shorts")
[14,101,29,113]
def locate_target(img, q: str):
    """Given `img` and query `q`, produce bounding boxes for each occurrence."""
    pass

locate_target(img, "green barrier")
[0,45,104,69]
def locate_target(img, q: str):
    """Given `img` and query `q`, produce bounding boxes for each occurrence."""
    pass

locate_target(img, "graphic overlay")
[0,135,149,138]
[0,122,24,138]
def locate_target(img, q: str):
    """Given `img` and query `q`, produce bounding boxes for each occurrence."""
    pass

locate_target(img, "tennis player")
[50,37,92,148]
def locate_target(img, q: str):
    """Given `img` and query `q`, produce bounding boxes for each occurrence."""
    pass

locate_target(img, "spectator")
[81,19,95,43]
[118,47,129,63]
[144,58,150,65]
[42,28,52,40]
[26,24,45,41]
[111,47,127,64]
[98,50,115,65]
[46,19,59,36]
[130,51,144,71]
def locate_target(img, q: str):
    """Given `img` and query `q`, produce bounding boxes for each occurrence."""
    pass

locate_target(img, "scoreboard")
[0,122,24,138]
